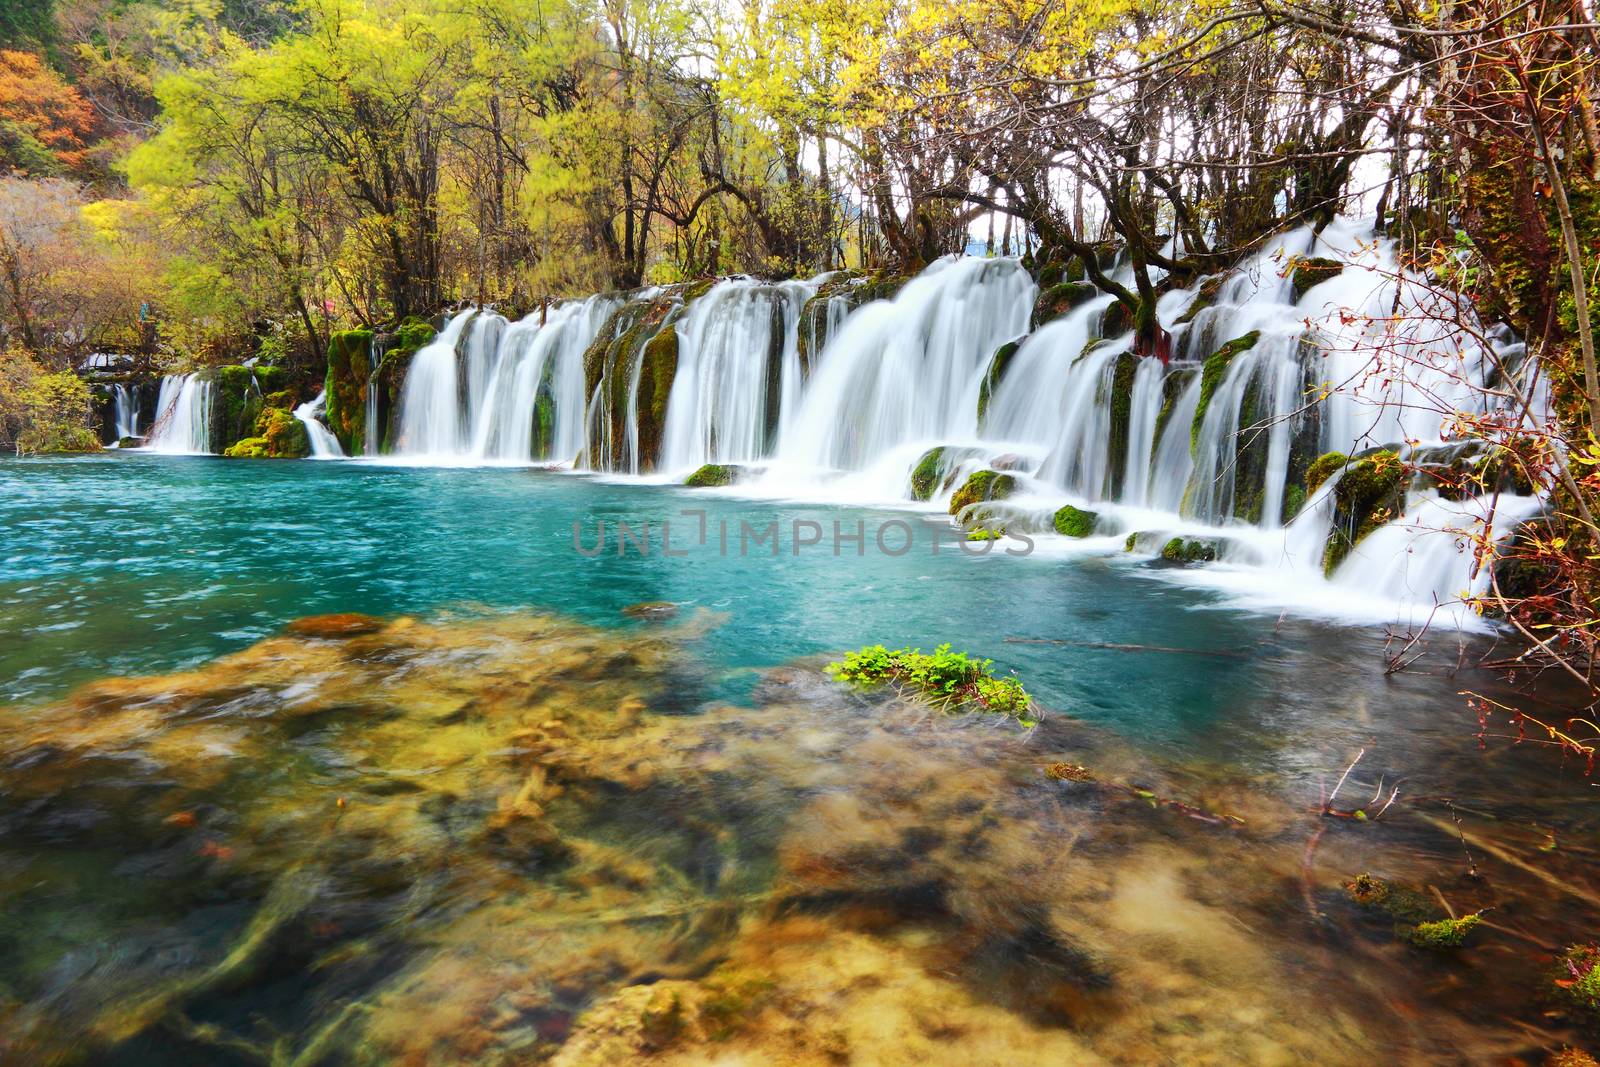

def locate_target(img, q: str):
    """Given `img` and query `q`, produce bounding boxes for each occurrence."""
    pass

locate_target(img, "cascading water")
[658,279,815,475]
[293,391,345,459]
[111,385,141,442]
[356,217,1546,626]
[393,299,615,463]
[143,374,215,454]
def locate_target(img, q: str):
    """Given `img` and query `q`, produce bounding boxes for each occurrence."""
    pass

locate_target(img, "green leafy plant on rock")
[1554,944,1600,1024]
[827,643,1034,723]
[1407,913,1481,950]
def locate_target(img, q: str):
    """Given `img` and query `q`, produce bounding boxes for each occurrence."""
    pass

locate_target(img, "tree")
[0,49,96,176]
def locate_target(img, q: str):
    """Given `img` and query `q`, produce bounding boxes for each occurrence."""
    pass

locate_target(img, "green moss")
[949,469,1016,515]
[857,271,910,303]
[685,463,735,488]
[636,323,679,469]
[1407,914,1481,950]
[323,328,375,455]
[1282,484,1307,521]
[1289,256,1344,301]
[1159,537,1219,564]
[1031,281,1099,329]
[978,340,1021,423]
[1305,451,1349,495]
[827,643,1034,722]
[1053,504,1098,538]
[910,447,947,501]
[1106,352,1138,495]
[207,365,266,453]
[1154,367,1196,444]
[222,407,308,459]
[1192,331,1260,455]
[1124,532,1139,552]
[966,528,1005,542]
[1323,450,1405,575]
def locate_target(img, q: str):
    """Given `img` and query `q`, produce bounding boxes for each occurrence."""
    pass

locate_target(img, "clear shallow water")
[0,453,1501,768]
[3,454,1599,1066]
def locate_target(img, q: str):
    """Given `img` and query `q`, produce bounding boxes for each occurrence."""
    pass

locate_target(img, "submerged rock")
[285,612,388,638]
[623,601,678,622]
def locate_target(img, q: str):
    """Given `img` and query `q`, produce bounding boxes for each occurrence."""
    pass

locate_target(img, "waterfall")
[143,374,214,454]
[333,215,1549,627]
[659,279,815,475]
[111,385,141,442]
[363,336,381,456]
[393,299,615,463]
[293,391,345,459]
[772,257,1034,480]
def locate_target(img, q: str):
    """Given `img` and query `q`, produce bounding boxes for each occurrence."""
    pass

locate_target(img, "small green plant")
[827,643,1034,723]
[1407,913,1481,950]
[966,527,1004,541]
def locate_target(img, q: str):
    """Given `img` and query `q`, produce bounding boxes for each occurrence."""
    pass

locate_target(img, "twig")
[1447,801,1480,879]
[1325,748,1365,814]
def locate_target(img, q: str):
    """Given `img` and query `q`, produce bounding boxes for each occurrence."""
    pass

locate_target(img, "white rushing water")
[360,217,1545,628]
[110,385,141,442]
[143,374,214,454]
[393,298,615,464]
[293,391,345,459]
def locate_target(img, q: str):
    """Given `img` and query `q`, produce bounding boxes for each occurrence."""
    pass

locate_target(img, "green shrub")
[827,643,1034,723]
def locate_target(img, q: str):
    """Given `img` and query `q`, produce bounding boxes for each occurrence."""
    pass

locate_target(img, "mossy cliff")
[206,364,288,454]
[582,293,681,470]
[324,328,376,455]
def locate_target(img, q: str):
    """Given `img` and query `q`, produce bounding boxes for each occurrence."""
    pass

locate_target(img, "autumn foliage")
[0,49,97,176]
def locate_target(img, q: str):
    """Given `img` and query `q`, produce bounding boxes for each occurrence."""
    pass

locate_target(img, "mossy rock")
[857,272,910,303]
[1191,331,1260,455]
[1031,281,1099,329]
[1323,450,1405,575]
[797,273,861,374]
[1154,366,1197,445]
[324,328,375,455]
[1159,537,1219,565]
[206,365,266,453]
[1289,256,1344,300]
[1101,299,1134,337]
[1407,914,1481,951]
[222,407,309,459]
[977,339,1022,423]
[1305,451,1349,495]
[910,447,947,502]
[1053,504,1098,538]
[685,463,736,488]
[949,470,1016,515]
[1175,275,1226,325]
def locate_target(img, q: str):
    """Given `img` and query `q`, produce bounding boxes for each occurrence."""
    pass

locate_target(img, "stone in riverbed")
[622,601,678,622]
[684,463,736,488]
[285,613,387,638]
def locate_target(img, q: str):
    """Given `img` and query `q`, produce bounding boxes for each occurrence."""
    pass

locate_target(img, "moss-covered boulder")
[797,273,860,374]
[910,447,947,501]
[1289,256,1344,300]
[1305,451,1349,495]
[582,294,680,470]
[949,470,1016,515]
[685,463,736,488]
[1323,450,1405,574]
[1159,537,1220,565]
[1053,505,1098,538]
[222,407,309,459]
[1031,281,1099,329]
[324,328,375,455]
